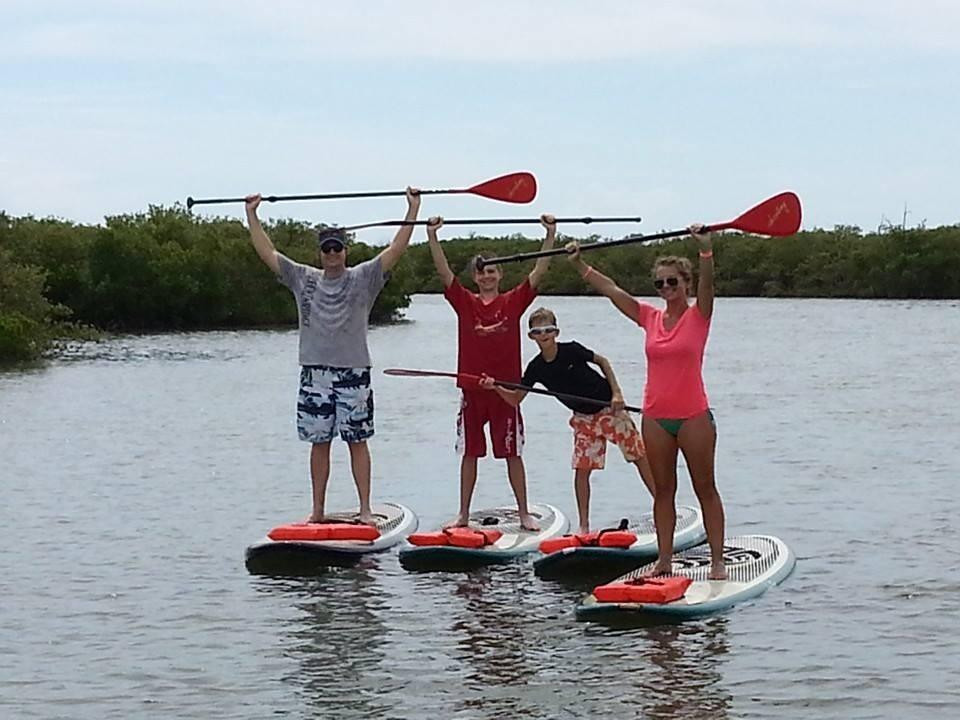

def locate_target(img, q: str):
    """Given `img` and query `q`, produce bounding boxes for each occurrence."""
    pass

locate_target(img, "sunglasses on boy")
[528,325,559,336]
[320,241,345,254]
[653,277,680,290]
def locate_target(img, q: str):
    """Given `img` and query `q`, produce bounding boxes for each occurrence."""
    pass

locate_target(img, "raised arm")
[426,216,456,288]
[378,187,421,272]
[591,352,625,412]
[691,223,714,320]
[244,194,280,275]
[566,241,639,323]
[527,214,557,289]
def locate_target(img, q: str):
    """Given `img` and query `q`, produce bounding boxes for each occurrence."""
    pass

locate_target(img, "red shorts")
[456,390,524,458]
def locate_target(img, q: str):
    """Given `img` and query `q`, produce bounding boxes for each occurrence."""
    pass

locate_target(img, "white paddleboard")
[399,502,569,571]
[577,534,795,621]
[534,505,706,581]
[245,502,418,575]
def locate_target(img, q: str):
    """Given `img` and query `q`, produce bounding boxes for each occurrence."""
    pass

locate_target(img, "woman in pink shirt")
[568,226,726,580]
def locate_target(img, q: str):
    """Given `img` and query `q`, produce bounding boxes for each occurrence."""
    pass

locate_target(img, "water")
[1,294,959,719]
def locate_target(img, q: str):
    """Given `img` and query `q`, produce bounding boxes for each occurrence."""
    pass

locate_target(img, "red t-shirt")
[443,278,537,387]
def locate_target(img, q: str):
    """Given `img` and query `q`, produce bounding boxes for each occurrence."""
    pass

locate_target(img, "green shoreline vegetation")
[1,206,958,364]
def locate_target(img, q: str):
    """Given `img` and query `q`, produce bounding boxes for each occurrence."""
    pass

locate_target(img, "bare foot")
[577,525,591,535]
[520,513,541,532]
[443,513,469,530]
[305,513,326,524]
[709,562,727,580]
[641,560,673,577]
[357,511,377,526]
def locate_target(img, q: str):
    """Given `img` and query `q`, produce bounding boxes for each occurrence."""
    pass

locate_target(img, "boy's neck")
[539,341,559,361]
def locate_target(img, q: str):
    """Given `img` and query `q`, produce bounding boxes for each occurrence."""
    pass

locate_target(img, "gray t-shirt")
[276,253,388,367]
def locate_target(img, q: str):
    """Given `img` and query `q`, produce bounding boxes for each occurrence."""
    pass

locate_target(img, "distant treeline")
[1,207,958,363]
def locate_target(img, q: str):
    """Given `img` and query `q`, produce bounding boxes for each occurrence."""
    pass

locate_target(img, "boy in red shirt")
[426,215,556,530]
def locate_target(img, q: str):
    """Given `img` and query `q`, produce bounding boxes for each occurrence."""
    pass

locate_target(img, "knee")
[692,478,720,502]
[654,478,677,501]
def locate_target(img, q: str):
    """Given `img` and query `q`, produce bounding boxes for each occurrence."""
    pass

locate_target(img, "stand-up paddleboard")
[399,503,568,571]
[534,505,706,583]
[245,502,418,576]
[576,535,795,622]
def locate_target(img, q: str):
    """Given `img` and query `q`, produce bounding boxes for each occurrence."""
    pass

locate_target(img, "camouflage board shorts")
[297,365,374,444]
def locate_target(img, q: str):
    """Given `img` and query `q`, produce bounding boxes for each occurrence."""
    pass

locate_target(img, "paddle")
[476,192,802,268]
[383,368,642,413]
[343,216,643,232]
[185,172,537,209]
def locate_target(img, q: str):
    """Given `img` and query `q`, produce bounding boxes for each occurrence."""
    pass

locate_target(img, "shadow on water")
[409,561,734,720]
[251,559,394,720]
[447,563,546,718]
[635,620,732,720]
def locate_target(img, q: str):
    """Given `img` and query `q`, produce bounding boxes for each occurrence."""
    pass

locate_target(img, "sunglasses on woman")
[653,277,680,290]
[528,325,559,336]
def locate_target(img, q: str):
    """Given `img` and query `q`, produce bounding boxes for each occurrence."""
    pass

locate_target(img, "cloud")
[3,0,958,65]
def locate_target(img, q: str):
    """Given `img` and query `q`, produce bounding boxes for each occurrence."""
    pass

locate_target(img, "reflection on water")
[641,621,731,720]
[254,562,393,720]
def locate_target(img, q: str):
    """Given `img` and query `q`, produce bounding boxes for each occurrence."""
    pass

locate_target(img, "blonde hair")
[652,255,694,284]
[528,307,557,327]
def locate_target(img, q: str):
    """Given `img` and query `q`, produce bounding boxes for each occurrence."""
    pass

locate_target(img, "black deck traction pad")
[620,536,781,584]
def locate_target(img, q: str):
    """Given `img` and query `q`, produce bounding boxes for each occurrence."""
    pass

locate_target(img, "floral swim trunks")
[568,408,645,470]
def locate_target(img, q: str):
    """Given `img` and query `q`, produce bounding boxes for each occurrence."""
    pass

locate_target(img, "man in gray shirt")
[244,188,421,524]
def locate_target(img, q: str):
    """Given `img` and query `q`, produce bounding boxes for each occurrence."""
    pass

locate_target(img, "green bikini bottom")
[655,409,716,437]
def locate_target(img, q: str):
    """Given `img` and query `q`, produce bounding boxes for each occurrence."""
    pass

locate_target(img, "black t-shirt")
[521,341,612,414]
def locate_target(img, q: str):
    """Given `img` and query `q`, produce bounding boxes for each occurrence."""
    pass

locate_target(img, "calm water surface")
[1,294,959,719]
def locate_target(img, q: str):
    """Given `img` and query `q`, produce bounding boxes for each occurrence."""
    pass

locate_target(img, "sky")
[2,1,958,241]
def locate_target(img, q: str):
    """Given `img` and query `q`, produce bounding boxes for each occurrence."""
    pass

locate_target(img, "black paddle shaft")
[185,188,468,209]
[477,225,716,268]
[343,216,643,232]
[494,379,642,414]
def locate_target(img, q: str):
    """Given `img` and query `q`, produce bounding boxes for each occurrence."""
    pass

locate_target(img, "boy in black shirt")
[480,307,655,533]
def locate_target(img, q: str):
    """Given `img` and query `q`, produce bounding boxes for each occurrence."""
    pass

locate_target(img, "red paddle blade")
[722,192,802,236]
[466,172,537,204]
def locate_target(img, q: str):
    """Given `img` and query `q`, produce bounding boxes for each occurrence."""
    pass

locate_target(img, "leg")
[447,391,486,528]
[506,456,539,531]
[347,440,374,524]
[297,366,337,522]
[308,442,331,522]
[641,416,680,575]
[604,409,655,500]
[490,397,538,531]
[573,468,593,534]
[444,455,478,528]
[570,412,605,534]
[335,367,376,525]
[632,455,657,500]
[678,411,726,580]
